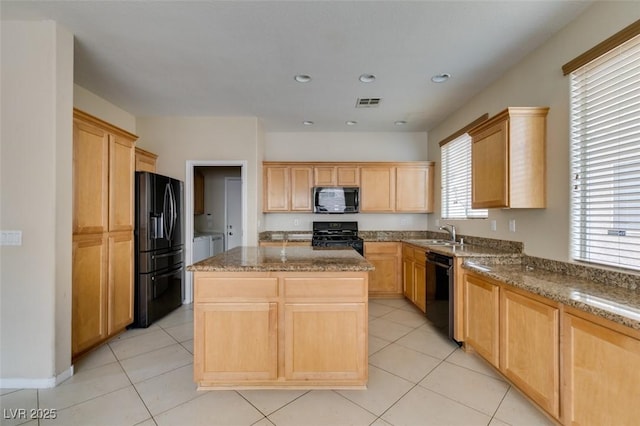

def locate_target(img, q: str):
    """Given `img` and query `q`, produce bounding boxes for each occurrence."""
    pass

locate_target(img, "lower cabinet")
[500,289,559,417]
[463,272,500,367]
[402,244,427,312]
[194,302,278,382]
[284,303,366,380]
[365,242,402,297]
[464,270,640,424]
[193,271,368,388]
[72,231,134,357]
[562,310,640,425]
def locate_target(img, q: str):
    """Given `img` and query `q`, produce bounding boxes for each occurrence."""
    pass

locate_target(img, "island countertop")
[187,246,374,273]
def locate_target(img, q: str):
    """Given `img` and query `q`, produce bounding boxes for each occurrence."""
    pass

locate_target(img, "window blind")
[441,134,488,219]
[570,33,640,270]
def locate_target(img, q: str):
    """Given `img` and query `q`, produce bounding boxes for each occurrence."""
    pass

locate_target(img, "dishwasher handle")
[426,252,453,269]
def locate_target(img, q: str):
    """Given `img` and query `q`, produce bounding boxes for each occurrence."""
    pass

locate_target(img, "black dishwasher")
[425,251,459,344]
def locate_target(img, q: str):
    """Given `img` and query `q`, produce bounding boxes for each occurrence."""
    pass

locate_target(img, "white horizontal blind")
[570,34,640,270]
[441,134,487,219]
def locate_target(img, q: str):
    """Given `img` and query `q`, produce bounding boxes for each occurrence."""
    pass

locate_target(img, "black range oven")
[311,221,364,256]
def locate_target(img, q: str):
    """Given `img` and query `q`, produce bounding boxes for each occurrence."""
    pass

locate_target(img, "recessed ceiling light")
[346,121,358,126]
[359,74,376,83]
[294,74,311,83]
[431,73,451,83]
[394,120,407,126]
[303,120,314,126]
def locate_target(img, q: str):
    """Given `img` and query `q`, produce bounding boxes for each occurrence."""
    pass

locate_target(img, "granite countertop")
[187,246,374,272]
[402,239,522,259]
[464,261,640,331]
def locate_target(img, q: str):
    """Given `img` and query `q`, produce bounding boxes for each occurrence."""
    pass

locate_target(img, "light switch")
[490,220,497,232]
[1,230,22,246]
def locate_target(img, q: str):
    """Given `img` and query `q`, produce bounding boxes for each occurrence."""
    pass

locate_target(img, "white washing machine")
[193,235,212,262]
[210,232,224,255]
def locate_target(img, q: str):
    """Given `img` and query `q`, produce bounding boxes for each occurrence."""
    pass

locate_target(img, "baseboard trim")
[0,365,74,389]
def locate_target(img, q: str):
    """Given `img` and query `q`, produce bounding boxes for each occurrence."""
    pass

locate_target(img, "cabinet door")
[365,242,401,296]
[413,253,427,312]
[73,120,109,234]
[396,166,433,212]
[337,166,359,186]
[72,233,108,357]
[264,166,289,211]
[464,273,500,367]
[500,289,559,417]
[402,259,414,301]
[471,120,508,208]
[360,167,395,212]
[194,171,205,215]
[562,313,640,426]
[109,135,135,232]
[284,303,366,381]
[314,166,336,186]
[134,148,157,172]
[108,231,134,334]
[290,166,313,211]
[194,302,278,382]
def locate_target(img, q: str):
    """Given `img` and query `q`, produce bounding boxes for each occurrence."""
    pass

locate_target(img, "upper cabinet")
[469,107,549,209]
[263,162,434,213]
[134,147,158,173]
[360,162,434,213]
[263,164,313,212]
[314,165,359,186]
[194,170,205,215]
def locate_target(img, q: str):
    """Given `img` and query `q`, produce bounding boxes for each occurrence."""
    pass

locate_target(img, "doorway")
[184,160,247,303]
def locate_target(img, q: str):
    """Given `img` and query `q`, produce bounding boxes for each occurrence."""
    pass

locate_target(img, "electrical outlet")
[1,230,22,246]
[293,219,299,226]
[435,219,440,227]
[490,220,497,232]
[509,219,516,232]
[400,218,408,225]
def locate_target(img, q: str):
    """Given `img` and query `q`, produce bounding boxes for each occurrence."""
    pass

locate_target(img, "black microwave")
[313,187,359,214]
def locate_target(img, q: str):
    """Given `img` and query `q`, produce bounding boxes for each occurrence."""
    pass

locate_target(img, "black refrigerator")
[132,171,184,328]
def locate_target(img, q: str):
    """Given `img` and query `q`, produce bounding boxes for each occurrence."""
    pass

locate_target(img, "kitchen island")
[187,246,374,390]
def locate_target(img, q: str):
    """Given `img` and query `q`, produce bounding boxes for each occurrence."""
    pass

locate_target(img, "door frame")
[224,177,243,251]
[184,160,247,304]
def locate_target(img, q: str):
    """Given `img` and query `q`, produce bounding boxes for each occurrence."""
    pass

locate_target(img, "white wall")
[426,1,640,261]
[263,131,430,231]
[136,117,263,245]
[1,21,74,387]
[74,84,137,134]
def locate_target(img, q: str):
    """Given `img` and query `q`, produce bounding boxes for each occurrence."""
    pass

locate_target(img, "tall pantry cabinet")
[72,109,137,359]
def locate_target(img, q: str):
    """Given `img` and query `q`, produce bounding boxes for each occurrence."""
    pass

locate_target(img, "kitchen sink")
[414,239,462,246]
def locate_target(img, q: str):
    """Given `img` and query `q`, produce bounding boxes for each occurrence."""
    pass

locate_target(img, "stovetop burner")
[311,221,364,255]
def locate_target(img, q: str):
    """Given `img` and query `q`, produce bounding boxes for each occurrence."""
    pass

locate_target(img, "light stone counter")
[187,246,374,273]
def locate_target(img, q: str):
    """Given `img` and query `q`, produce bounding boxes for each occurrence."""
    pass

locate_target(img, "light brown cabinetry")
[396,166,434,212]
[193,271,368,388]
[365,242,402,297]
[500,288,559,417]
[562,309,640,426]
[134,147,157,172]
[463,272,500,367]
[263,162,433,213]
[72,109,137,359]
[314,165,359,186]
[263,164,313,212]
[194,170,205,215]
[402,244,427,312]
[469,107,548,209]
[360,166,396,212]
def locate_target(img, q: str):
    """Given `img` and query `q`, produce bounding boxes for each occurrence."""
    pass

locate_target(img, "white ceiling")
[2,1,593,132]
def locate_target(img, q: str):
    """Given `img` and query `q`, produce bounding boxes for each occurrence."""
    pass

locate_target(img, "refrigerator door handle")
[163,183,172,241]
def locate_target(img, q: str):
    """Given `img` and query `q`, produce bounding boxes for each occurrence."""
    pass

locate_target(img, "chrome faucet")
[439,224,456,242]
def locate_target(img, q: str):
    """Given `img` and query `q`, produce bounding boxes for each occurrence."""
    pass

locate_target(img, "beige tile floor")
[1,299,555,426]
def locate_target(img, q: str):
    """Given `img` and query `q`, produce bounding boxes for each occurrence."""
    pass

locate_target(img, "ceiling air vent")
[356,98,381,108]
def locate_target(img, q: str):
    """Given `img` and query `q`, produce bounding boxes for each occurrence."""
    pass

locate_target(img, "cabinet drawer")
[284,277,367,301]
[365,241,399,255]
[195,276,279,300]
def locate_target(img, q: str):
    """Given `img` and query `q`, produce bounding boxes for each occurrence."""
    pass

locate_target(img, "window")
[570,33,640,270]
[441,133,488,219]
